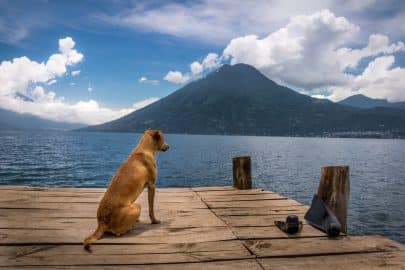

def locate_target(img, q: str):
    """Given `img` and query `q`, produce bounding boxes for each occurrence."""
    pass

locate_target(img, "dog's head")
[145,130,169,152]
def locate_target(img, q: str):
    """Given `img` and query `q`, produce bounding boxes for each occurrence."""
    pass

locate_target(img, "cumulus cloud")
[350,56,405,102]
[46,37,84,76]
[222,9,405,101]
[0,37,158,125]
[163,9,404,101]
[337,34,405,70]
[139,76,159,85]
[163,71,191,84]
[223,10,360,89]
[164,53,221,84]
[190,62,203,75]
[0,37,83,98]
[71,70,81,76]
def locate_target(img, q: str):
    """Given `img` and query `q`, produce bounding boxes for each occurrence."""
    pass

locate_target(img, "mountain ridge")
[81,64,405,138]
[339,94,405,109]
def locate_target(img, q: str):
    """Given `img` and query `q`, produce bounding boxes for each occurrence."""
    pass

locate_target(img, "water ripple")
[0,130,404,243]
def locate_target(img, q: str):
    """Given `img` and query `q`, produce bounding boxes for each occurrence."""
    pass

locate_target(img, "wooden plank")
[0,206,213,219]
[0,186,106,193]
[0,200,207,210]
[0,186,195,195]
[0,259,263,270]
[2,241,253,266]
[194,189,270,196]
[0,192,201,204]
[221,214,306,227]
[231,224,327,239]
[1,186,404,270]
[0,226,236,244]
[192,186,241,191]
[259,252,405,270]
[4,240,245,256]
[3,250,251,266]
[0,210,226,229]
[212,206,309,216]
[0,186,194,191]
[0,208,98,218]
[0,189,197,198]
[205,199,302,209]
[244,236,402,258]
[199,193,286,202]
[0,190,103,198]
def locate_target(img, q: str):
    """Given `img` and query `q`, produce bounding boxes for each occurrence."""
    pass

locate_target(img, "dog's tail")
[83,223,107,252]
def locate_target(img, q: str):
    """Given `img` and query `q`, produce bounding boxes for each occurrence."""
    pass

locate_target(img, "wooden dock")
[0,185,404,269]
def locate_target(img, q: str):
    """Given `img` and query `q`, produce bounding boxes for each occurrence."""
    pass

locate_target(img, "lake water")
[0,129,404,243]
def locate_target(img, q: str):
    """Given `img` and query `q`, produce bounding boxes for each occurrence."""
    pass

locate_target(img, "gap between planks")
[193,188,266,270]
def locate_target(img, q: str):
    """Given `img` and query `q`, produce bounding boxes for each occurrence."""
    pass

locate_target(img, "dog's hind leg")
[111,203,141,236]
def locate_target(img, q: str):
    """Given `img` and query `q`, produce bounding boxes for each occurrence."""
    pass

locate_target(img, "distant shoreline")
[2,128,404,140]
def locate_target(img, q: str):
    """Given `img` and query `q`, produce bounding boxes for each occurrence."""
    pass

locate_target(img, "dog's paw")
[151,219,161,224]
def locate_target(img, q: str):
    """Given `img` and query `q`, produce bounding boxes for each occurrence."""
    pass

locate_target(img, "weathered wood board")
[0,185,403,269]
[259,252,405,270]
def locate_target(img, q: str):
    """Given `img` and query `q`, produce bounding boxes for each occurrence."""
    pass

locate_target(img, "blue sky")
[0,1,217,107]
[0,0,404,124]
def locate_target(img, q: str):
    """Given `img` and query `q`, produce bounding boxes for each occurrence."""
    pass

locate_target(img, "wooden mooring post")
[232,156,252,189]
[317,165,350,233]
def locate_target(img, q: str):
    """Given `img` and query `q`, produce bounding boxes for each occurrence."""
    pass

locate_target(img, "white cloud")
[353,56,405,102]
[336,34,405,70]
[190,62,203,75]
[162,9,405,101]
[47,79,57,85]
[0,36,84,98]
[164,53,221,84]
[202,53,221,69]
[0,56,49,96]
[131,97,159,110]
[163,71,190,84]
[87,87,93,92]
[311,94,328,99]
[69,82,76,86]
[139,76,159,85]
[97,0,403,45]
[0,37,158,125]
[46,37,84,76]
[0,89,159,125]
[222,9,405,101]
[223,10,360,89]
[71,70,81,76]
[118,97,159,116]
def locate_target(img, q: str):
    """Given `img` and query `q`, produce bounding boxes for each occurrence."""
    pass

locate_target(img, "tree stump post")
[232,156,252,189]
[317,166,350,233]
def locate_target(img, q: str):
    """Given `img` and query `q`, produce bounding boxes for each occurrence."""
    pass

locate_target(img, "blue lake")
[0,129,404,243]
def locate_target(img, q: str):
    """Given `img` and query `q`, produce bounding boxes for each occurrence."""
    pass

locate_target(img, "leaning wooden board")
[0,185,404,269]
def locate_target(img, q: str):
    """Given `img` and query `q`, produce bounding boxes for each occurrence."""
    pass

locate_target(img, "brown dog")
[83,130,169,251]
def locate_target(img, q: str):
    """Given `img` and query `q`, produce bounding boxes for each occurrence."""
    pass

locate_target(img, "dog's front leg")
[148,184,160,224]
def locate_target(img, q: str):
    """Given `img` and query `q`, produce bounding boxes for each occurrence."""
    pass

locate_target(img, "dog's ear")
[153,131,161,142]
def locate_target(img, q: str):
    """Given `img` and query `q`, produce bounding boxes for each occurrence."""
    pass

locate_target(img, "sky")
[0,0,404,125]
